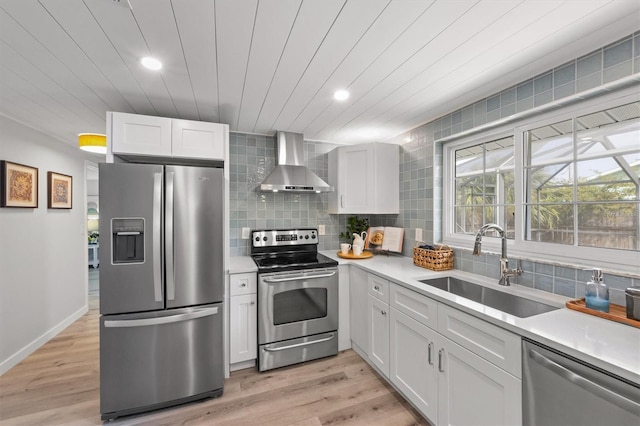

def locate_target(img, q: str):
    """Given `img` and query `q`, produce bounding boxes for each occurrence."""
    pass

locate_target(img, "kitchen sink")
[419,277,559,318]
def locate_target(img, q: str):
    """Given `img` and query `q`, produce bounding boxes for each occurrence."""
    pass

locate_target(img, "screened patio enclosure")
[454,101,640,252]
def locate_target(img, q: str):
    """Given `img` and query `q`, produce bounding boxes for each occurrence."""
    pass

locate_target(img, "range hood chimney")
[260,131,334,193]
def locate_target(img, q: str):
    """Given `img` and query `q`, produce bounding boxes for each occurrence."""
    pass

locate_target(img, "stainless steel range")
[252,228,339,371]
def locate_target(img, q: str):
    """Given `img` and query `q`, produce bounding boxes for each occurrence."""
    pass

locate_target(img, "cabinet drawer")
[390,284,438,330]
[437,304,521,378]
[230,273,257,296]
[368,274,389,303]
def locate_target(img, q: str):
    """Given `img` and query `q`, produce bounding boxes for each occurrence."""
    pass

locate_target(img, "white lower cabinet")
[229,294,257,363]
[367,294,389,377]
[390,308,438,421]
[352,270,522,426]
[349,267,369,354]
[229,273,257,367]
[437,335,521,426]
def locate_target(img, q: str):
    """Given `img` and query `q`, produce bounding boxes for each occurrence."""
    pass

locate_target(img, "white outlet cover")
[415,228,423,242]
[241,227,250,239]
[318,225,326,235]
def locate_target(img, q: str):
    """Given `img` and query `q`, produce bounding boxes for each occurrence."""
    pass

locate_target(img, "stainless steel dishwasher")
[523,339,640,426]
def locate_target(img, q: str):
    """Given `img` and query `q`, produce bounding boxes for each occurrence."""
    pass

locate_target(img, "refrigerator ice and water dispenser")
[111,218,145,264]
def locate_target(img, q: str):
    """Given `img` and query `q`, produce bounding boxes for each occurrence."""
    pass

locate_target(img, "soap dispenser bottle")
[585,268,609,313]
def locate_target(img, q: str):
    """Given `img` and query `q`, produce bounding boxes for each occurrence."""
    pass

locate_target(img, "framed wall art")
[47,172,73,209]
[1,160,39,208]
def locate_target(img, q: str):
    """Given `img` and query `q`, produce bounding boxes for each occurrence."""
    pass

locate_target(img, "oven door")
[258,268,338,345]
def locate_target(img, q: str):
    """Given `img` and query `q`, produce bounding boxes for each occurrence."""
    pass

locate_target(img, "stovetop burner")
[251,228,337,273]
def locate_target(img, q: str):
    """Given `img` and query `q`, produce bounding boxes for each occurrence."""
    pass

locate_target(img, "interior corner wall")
[0,117,88,375]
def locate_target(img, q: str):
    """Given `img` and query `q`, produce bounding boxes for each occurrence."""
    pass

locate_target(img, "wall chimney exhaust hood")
[260,131,334,193]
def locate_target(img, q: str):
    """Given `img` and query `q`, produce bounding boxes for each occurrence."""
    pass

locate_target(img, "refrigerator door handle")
[104,307,219,328]
[153,172,163,302]
[166,171,175,300]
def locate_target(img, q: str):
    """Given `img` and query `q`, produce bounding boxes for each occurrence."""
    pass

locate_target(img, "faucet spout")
[472,223,521,286]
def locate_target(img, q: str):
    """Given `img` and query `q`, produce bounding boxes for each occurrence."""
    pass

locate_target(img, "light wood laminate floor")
[0,296,429,426]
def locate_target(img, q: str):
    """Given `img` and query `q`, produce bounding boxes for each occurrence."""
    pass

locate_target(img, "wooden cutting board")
[337,250,373,259]
[566,298,639,328]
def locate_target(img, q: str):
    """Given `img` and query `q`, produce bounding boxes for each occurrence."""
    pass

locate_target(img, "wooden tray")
[337,250,373,259]
[566,298,639,329]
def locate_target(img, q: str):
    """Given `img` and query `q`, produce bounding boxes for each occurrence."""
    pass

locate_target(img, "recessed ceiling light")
[141,56,162,71]
[333,90,349,101]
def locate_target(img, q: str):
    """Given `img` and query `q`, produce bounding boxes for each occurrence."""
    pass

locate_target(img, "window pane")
[454,137,514,239]
[578,203,638,250]
[455,206,484,234]
[528,164,574,203]
[456,176,484,205]
[501,171,515,204]
[528,204,574,245]
[502,204,516,239]
[528,119,573,166]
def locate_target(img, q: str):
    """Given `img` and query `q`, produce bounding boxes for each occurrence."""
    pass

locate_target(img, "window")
[454,136,515,238]
[443,91,640,273]
[524,102,640,251]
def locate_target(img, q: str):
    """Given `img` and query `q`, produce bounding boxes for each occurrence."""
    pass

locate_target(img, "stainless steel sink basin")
[419,277,559,318]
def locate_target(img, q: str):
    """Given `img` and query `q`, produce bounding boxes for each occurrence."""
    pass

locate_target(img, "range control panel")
[252,229,318,247]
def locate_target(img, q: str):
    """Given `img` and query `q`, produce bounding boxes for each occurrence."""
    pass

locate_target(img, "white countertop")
[320,250,640,385]
[228,256,257,274]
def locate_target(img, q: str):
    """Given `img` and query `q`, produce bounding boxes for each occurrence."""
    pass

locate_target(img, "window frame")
[442,88,640,275]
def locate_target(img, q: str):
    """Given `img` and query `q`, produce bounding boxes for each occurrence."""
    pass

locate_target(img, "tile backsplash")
[451,248,639,305]
[229,32,639,300]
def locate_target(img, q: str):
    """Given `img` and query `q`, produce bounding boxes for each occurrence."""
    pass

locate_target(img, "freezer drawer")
[100,303,224,420]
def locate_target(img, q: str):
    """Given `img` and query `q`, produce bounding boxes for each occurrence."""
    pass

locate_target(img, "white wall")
[0,117,90,374]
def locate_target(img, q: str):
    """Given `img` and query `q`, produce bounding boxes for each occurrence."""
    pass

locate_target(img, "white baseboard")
[229,359,256,372]
[0,304,88,376]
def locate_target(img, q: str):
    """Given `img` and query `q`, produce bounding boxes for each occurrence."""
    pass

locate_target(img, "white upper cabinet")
[109,112,227,161]
[328,143,399,214]
[172,119,225,159]
[111,112,172,156]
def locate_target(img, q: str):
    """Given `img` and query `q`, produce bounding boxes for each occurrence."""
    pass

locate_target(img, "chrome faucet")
[473,223,522,286]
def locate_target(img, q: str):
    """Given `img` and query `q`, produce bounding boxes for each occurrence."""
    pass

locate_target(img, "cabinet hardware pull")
[250,301,255,305]
[381,310,387,316]
[374,285,380,291]
[241,283,246,287]
[428,342,433,365]
[438,349,444,372]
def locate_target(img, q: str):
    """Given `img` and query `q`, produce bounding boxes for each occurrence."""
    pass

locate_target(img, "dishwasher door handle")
[529,349,640,414]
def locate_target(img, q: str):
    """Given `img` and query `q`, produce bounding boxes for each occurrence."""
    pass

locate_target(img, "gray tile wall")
[229,32,639,298]
[229,132,396,256]
[452,248,639,305]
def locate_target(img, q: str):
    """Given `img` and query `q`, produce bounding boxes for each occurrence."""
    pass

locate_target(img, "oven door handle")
[263,271,337,283]
[263,333,335,352]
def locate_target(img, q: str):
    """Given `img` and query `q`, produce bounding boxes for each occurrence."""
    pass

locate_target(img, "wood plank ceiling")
[0,0,638,148]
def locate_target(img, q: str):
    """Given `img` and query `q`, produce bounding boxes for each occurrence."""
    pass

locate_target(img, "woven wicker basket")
[413,245,454,271]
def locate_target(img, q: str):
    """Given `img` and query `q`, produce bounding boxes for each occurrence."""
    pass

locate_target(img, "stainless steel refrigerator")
[98,163,224,421]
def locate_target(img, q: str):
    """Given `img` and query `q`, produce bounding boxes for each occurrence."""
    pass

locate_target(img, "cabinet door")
[337,145,375,213]
[111,112,172,156]
[390,308,438,422]
[438,336,522,426]
[367,294,389,377]
[349,267,369,354]
[172,119,225,160]
[229,294,257,364]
